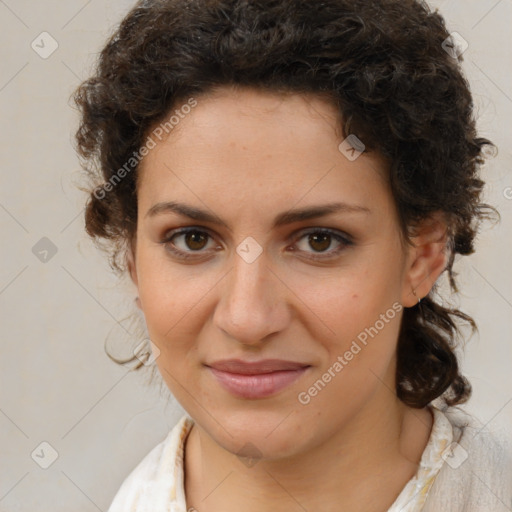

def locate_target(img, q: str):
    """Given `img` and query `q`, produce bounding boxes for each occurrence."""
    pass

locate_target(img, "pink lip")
[206,359,311,399]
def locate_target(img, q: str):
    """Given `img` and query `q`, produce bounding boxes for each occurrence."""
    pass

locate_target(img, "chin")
[196,405,316,461]
[220,430,304,462]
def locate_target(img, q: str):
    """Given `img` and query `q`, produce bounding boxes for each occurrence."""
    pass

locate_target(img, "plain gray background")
[1,1,511,510]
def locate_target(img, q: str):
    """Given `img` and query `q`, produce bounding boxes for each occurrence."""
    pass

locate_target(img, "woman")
[72,0,511,510]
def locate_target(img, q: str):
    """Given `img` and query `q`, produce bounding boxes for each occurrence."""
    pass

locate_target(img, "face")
[129,86,427,460]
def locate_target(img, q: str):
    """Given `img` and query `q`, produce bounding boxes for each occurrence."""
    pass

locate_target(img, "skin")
[127,85,448,512]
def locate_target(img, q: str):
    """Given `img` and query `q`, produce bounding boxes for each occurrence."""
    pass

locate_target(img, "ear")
[126,240,142,310]
[401,212,449,308]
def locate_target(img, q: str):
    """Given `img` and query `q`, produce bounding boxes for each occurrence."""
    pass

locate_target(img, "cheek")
[298,281,403,421]
[296,259,404,405]
[136,254,205,360]
[307,263,402,342]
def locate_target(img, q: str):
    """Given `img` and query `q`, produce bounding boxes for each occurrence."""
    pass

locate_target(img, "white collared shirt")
[108,404,512,511]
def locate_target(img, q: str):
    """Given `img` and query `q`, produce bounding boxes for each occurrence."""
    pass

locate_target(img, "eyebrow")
[145,200,370,229]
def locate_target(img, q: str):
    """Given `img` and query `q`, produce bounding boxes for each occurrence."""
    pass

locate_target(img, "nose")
[213,250,291,347]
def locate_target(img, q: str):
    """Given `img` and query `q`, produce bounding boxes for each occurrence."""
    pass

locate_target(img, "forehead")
[137,87,391,221]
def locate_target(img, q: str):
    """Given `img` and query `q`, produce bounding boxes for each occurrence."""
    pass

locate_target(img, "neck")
[184,386,433,512]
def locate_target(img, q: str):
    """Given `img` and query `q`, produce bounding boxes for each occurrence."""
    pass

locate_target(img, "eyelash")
[160,227,353,262]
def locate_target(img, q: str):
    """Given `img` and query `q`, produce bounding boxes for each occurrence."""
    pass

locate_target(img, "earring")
[412,289,421,304]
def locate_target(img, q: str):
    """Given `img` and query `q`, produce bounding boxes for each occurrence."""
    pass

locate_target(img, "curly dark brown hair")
[72,0,497,408]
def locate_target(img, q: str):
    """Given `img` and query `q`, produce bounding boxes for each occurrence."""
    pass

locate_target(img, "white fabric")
[108,404,512,511]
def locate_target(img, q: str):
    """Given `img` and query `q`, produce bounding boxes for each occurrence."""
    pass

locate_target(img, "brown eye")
[308,232,332,252]
[161,228,217,260]
[182,230,209,250]
[293,228,353,260]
